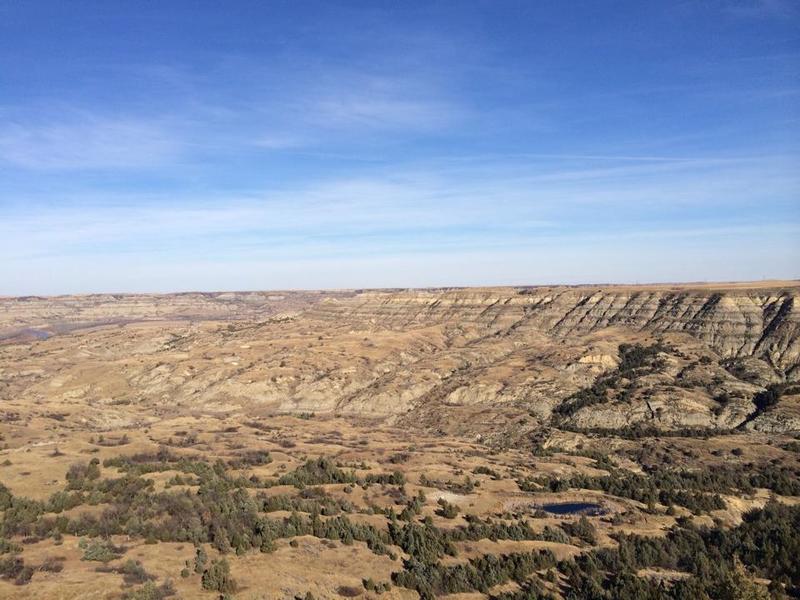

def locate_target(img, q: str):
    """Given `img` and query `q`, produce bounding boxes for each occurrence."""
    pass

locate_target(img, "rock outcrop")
[307,284,800,377]
[1,282,798,438]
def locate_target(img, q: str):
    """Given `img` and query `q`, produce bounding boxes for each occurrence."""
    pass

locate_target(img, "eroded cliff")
[307,284,799,375]
[1,282,798,440]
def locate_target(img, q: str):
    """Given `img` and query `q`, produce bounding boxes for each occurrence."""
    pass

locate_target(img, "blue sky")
[1,1,798,294]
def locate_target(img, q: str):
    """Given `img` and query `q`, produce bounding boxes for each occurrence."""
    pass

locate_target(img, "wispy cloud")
[0,1,798,293]
[0,113,182,170]
[299,70,464,132]
[2,154,796,265]
[0,61,465,172]
[312,95,457,130]
[251,134,309,150]
[724,0,800,19]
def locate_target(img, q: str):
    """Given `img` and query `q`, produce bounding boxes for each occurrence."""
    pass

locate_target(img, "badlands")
[0,282,799,599]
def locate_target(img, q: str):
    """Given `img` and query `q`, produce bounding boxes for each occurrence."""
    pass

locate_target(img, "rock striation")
[307,284,800,376]
[1,282,798,438]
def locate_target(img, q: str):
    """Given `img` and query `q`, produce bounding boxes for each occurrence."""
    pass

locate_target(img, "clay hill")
[2,282,798,441]
[1,282,800,600]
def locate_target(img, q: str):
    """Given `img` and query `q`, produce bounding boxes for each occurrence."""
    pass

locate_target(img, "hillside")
[1,283,799,599]
[1,283,798,441]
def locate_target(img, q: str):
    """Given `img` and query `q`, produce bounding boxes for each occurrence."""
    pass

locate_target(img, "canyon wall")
[307,284,800,376]
[1,283,798,437]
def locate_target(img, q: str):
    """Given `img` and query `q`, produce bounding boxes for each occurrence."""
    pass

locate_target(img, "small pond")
[540,502,605,516]
[24,329,51,340]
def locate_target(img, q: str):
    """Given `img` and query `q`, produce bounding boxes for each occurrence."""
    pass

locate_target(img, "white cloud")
[0,114,181,170]
[251,134,309,150]
[245,66,467,140]
[725,0,799,19]
[4,225,799,295]
[1,153,796,261]
[311,95,458,130]
[1,149,798,294]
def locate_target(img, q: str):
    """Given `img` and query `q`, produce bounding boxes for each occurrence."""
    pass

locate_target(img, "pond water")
[541,502,604,515]
[22,328,51,340]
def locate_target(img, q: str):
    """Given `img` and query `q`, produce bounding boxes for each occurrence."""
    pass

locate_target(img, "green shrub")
[562,516,596,545]
[435,498,460,519]
[80,538,122,562]
[201,558,237,593]
[122,580,177,600]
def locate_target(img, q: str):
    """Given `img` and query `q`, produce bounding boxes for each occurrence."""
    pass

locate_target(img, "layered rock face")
[308,285,799,376]
[0,291,346,341]
[1,283,798,439]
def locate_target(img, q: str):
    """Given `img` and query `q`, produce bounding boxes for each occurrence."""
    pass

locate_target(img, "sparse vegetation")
[2,286,799,598]
[554,343,669,419]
